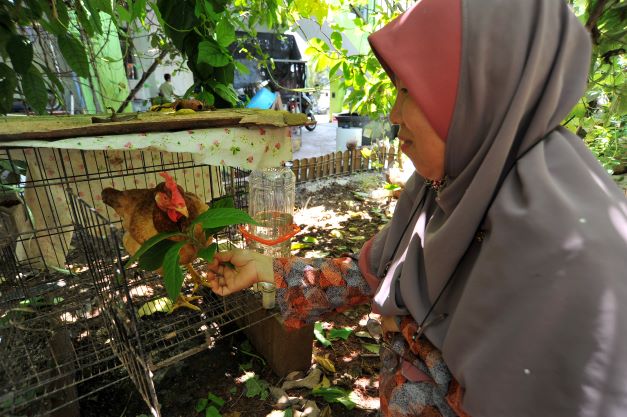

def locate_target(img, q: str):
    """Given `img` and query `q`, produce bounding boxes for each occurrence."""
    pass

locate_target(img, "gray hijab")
[367,0,627,415]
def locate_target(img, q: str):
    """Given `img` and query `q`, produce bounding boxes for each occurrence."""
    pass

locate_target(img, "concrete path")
[293,115,338,160]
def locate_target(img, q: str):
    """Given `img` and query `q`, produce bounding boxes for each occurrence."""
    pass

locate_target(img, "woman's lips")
[399,137,412,151]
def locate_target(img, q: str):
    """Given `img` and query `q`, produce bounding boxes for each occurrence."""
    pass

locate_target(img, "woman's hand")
[206,249,273,296]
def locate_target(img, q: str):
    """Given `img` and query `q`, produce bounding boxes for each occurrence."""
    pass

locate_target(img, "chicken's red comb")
[159,172,185,206]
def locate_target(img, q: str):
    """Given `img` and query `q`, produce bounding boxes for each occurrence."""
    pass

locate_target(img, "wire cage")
[0,145,273,416]
[0,224,125,417]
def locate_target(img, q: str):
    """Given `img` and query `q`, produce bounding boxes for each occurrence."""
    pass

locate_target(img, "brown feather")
[101,183,211,268]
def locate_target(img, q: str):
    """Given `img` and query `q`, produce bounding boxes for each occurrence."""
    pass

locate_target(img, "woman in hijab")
[207,0,627,415]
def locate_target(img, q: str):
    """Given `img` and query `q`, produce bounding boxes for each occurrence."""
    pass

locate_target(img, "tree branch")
[585,0,612,44]
[601,47,625,63]
[116,49,168,113]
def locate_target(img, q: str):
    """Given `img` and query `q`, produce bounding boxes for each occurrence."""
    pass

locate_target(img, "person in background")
[207,0,627,416]
[158,73,177,102]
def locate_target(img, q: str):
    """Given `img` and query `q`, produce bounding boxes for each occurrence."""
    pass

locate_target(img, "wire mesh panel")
[68,185,270,416]
[63,162,270,415]
[0,147,228,270]
[0,226,126,417]
[0,145,271,416]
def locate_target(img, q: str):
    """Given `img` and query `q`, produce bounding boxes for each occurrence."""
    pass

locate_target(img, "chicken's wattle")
[167,209,183,222]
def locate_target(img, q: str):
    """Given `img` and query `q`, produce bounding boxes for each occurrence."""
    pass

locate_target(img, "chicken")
[102,172,211,311]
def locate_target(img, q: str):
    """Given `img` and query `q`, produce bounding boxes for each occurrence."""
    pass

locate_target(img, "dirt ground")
[81,171,395,417]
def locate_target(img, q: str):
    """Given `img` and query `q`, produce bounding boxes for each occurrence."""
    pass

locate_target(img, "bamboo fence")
[291,145,399,183]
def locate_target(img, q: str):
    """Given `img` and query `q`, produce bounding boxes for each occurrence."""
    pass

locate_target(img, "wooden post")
[352,148,360,171]
[388,144,396,167]
[309,157,317,181]
[315,156,323,179]
[292,159,300,183]
[322,154,330,177]
[343,151,350,175]
[300,158,308,182]
[335,151,342,176]
[311,157,318,181]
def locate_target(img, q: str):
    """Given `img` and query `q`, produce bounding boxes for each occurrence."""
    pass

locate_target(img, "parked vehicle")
[287,93,317,131]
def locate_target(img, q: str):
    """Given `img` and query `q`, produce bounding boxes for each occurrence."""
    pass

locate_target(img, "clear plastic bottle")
[247,164,296,258]
[246,164,296,307]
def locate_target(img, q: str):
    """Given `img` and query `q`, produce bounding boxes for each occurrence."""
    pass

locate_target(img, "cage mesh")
[0,146,272,416]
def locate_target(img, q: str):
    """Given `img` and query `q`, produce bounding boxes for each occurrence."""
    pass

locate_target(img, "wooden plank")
[0,109,307,142]
[322,154,330,177]
[300,158,309,182]
[292,159,300,182]
[388,145,396,167]
[352,148,360,171]
[315,156,323,179]
[343,151,350,175]
[334,151,342,175]
[381,147,388,169]
[308,157,316,181]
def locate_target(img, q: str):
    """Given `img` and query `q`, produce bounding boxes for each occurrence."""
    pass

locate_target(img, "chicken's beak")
[174,206,189,218]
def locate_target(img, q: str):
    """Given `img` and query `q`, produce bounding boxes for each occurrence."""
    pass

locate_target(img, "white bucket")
[336,127,363,151]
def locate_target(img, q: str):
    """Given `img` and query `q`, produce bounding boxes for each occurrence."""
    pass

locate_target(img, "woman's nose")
[389,94,402,125]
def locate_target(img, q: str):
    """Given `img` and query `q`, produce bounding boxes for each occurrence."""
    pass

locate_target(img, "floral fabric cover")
[2,126,292,169]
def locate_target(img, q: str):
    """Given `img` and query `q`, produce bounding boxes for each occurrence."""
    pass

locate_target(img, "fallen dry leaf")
[281,368,322,390]
[313,355,336,373]
[320,405,332,417]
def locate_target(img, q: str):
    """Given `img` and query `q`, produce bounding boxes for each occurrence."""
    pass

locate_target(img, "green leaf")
[85,0,104,34]
[362,343,380,354]
[40,65,65,97]
[198,91,215,107]
[138,239,176,271]
[215,19,235,47]
[137,297,174,317]
[21,67,47,114]
[57,34,90,78]
[234,60,250,75]
[312,387,356,409]
[116,4,131,22]
[195,398,208,412]
[314,322,331,347]
[7,35,33,74]
[302,236,318,244]
[244,375,269,400]
[199,0,217,19]
[0,63,18,114]
[92,0,114,16]
[205,405,221,417]
[330,31,343,50]
[132,0,147,19]
[327,327,352,341]
[162,241,187,301]
[156,0,197,51]
[329,62,342,78]
[211,196,234,209]
[207,392,225,407]
[212,83,238,105]
[197,40,230,67]
[197,243,218,263]
[75,0,97,36]
[125,232,182,268]
[283,408,293,417]
[191,207,256,229]
[354,330,374,339]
